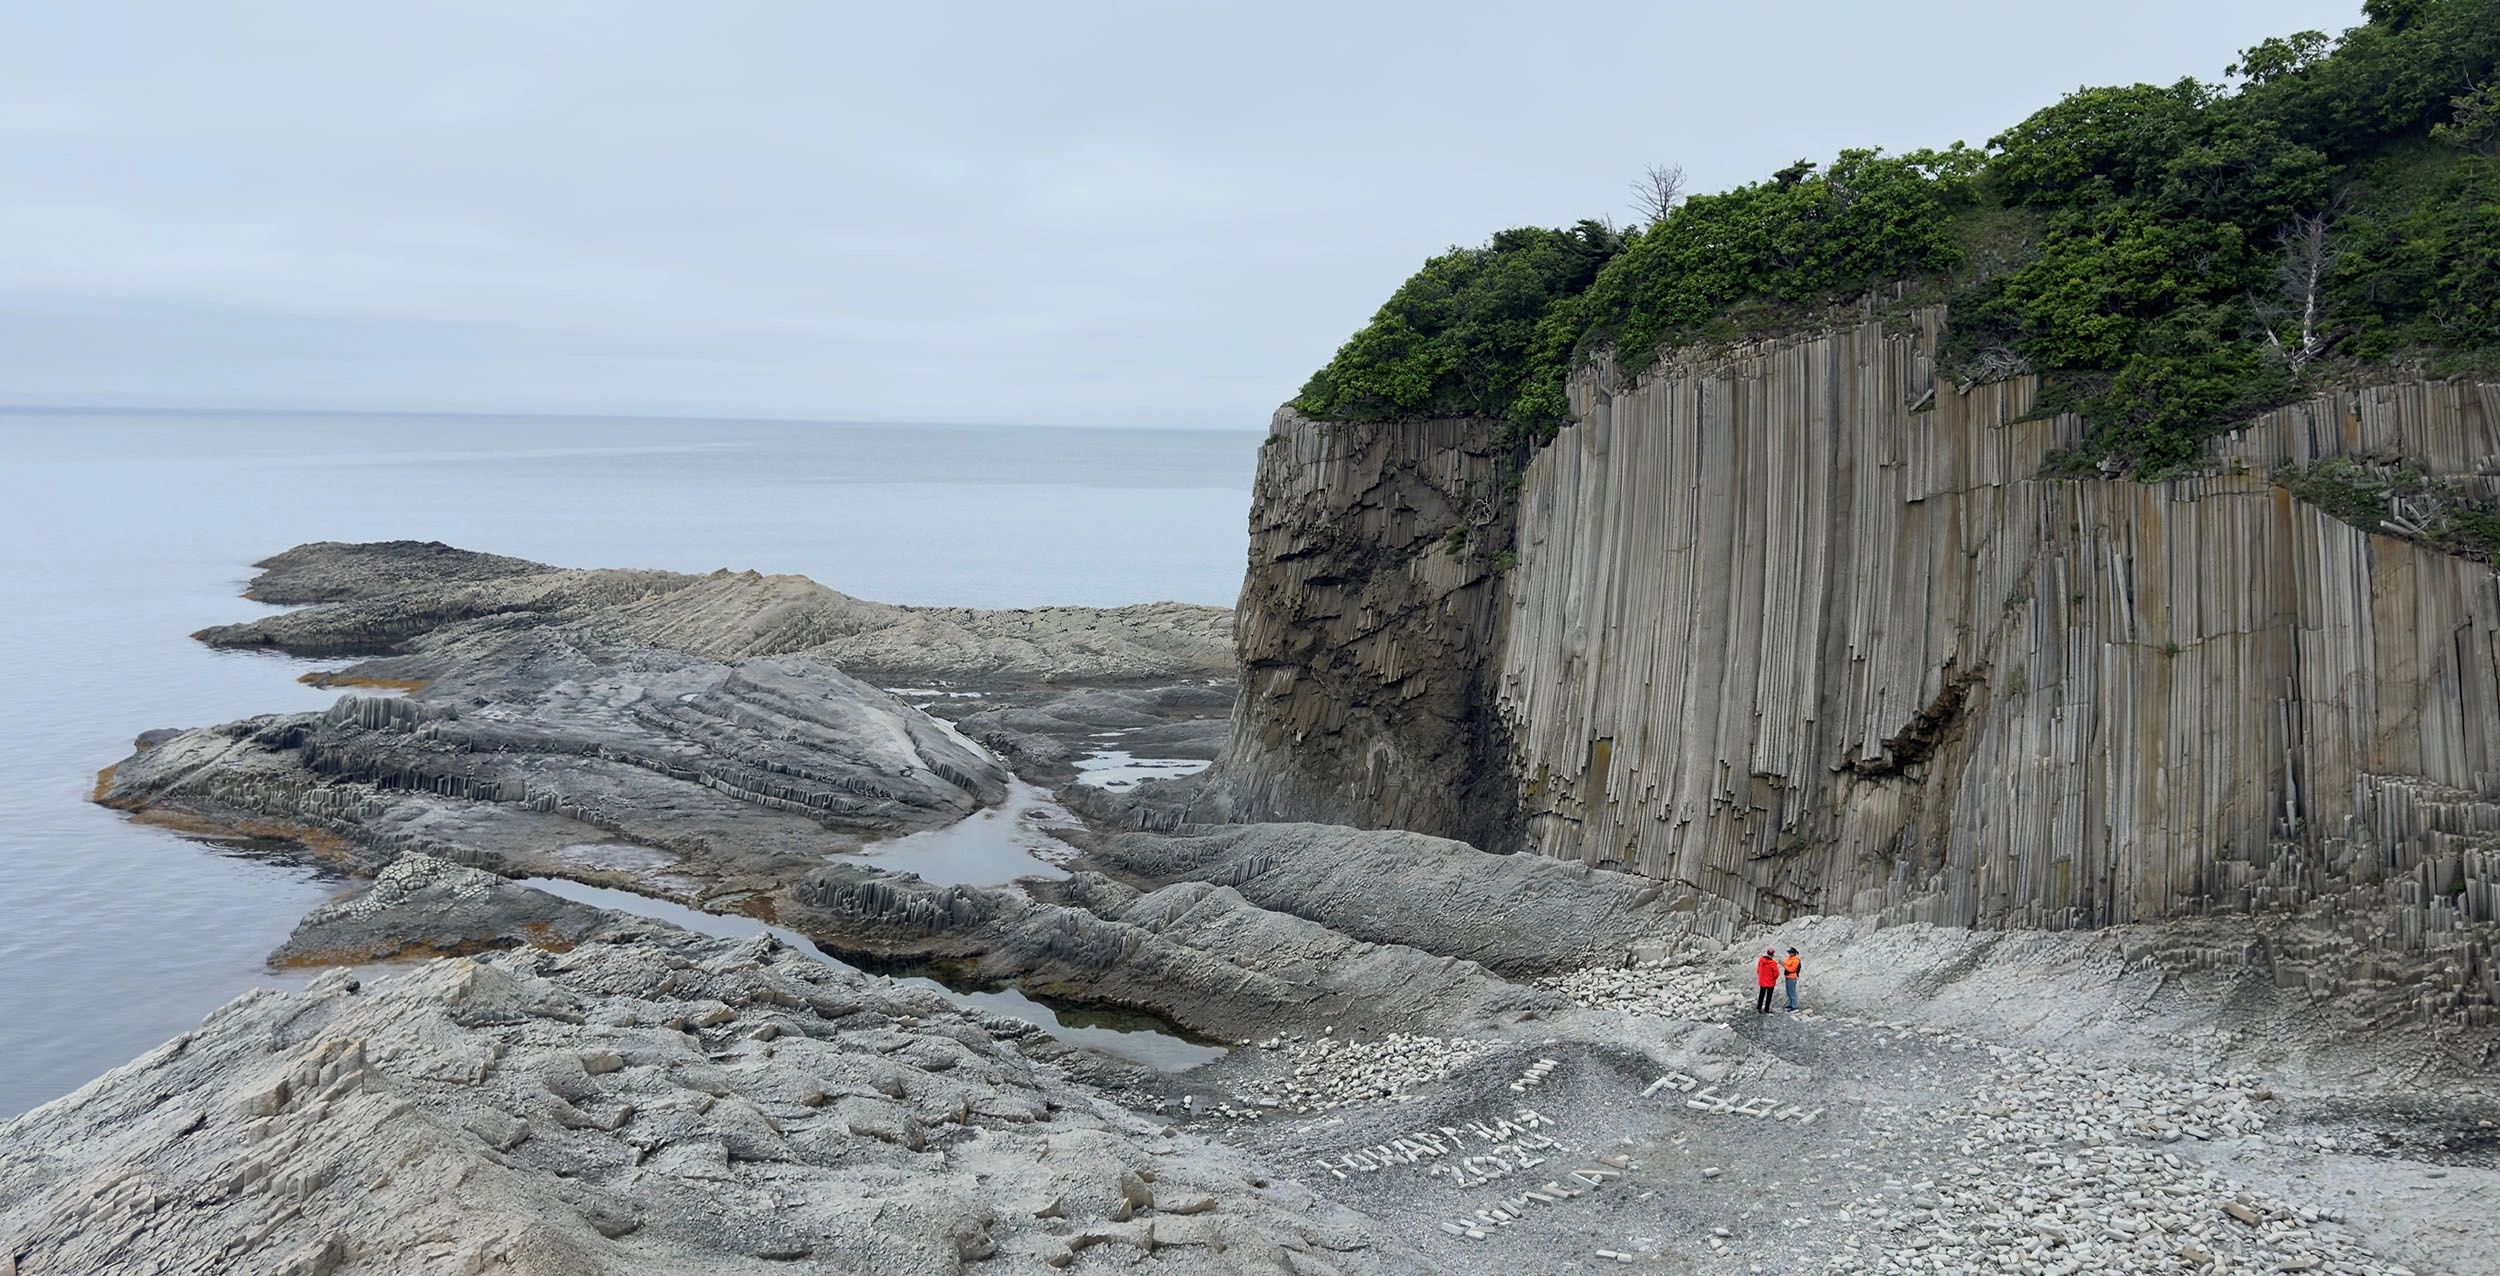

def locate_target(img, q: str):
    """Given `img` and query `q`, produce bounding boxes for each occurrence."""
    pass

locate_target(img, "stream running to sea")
[0,411,1255,1117]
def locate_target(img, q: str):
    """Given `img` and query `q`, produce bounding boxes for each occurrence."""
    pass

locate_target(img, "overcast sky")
[0,1,2366,428]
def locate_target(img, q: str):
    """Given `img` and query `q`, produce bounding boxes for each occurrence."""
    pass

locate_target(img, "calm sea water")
[0,410,1257,1116]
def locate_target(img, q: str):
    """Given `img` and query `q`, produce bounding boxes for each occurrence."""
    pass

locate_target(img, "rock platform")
[21,540,2498,1274]
[0,862,1417,1275]
[96,541,1230,902]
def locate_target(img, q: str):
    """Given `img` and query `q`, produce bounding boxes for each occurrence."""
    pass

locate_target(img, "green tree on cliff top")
[1295,0,2500,475]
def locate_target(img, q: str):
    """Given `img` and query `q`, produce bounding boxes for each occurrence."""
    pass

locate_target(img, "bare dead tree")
[2264,210,2344,371]
[1631,163,1686,225]
[1952,345,2033,385]
[2434,81,2500,157]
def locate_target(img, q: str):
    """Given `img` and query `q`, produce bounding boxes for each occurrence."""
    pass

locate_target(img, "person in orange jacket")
[1755,949,1780,1014]
[1781,948,1802,1010]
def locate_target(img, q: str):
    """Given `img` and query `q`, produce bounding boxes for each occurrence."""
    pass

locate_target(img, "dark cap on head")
[1787,947,1798,953]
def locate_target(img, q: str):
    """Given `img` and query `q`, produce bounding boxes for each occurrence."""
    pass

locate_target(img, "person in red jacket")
[1755,949,1780,1014]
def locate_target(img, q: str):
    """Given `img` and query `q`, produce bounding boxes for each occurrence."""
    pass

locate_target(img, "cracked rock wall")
[1215,414,1522,854]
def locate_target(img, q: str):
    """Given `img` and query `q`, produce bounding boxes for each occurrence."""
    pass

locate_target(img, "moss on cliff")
[1297,0,2500,475]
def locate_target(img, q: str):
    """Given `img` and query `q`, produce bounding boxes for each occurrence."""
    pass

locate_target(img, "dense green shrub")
[1292,222,1619,422]
[1503,147,1982,440]
[1980,0,2500,472]
[1296,0,2500,477]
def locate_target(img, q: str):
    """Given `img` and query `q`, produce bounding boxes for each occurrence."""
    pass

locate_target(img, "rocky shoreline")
[6,541,2496,1275]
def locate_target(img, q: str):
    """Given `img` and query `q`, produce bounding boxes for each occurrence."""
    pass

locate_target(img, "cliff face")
[1215,413,1520,853]
[1228,310,2500,944]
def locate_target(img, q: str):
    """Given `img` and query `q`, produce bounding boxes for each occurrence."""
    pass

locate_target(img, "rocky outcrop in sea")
[97,541,1230,905]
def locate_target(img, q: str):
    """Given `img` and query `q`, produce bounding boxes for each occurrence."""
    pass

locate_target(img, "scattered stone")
[1255,1032,1490,1113]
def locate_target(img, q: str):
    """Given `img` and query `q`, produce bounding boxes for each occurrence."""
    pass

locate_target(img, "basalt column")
[1497,309,2500,930]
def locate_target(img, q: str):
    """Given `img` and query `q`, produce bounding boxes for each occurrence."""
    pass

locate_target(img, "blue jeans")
[1783,976,1798,1009]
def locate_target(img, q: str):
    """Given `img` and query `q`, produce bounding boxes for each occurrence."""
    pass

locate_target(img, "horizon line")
[0,402,1267,433]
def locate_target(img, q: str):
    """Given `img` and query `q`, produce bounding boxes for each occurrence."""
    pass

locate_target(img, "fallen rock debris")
[1238,1031,1489,1114]
[1541,956,1737,1019]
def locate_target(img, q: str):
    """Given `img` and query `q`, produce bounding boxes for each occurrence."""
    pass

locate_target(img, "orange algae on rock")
[298,671,430,693]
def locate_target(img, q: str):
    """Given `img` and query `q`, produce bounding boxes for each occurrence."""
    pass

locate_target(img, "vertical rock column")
[1498,310,2500,930]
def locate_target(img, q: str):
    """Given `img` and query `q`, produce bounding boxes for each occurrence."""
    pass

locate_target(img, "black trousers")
[1756,985,1774,1013]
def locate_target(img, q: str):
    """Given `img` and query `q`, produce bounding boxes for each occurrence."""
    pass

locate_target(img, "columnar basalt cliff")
[1226,310,2500,955]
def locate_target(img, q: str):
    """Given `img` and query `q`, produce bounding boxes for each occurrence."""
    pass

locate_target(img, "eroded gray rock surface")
[787,865,1562,1042]
[93,540,1240,900]
[0,891,1423,1275]
[200,541,1233,685]
[53,538,2497,1274]
[955,684,1232,786]
[1087,823,1690,978]
[102,649,1007,889]
[271,854,622,966]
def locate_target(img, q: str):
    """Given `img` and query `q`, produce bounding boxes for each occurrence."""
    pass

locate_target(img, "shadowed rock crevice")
[1846,673,1977,779]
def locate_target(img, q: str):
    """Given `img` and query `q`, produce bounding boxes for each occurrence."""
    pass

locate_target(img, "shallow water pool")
[1070,749,1213,793]
[829,780,1081,885]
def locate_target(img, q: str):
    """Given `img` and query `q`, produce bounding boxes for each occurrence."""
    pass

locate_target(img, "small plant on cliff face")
[1491,549,1518,573]
[1442,526,1469,556]
[2278,458,2500,560]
